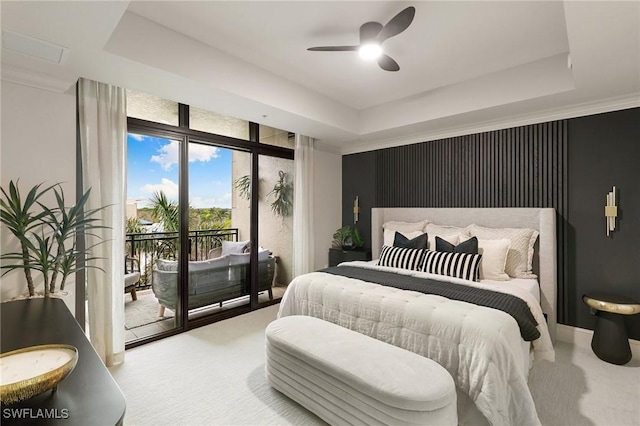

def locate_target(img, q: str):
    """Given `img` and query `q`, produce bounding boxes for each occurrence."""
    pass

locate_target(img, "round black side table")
[582,293,640,365]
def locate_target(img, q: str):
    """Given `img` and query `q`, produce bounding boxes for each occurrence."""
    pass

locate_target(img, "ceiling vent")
[1,30,68,64]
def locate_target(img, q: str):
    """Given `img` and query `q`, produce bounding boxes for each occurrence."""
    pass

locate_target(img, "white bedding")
[278,261,554,426]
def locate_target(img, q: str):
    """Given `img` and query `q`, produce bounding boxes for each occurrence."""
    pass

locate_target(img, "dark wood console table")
[1,298,126,425]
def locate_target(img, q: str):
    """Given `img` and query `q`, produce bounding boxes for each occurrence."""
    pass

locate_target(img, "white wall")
[313,149,342,270]
[0,81,77,314]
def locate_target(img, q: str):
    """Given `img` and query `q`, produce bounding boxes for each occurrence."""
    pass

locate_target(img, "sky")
[127,133,233,209]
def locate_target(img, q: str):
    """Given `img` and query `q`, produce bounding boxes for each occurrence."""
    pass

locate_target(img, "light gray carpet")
[111,305,640,425]
[111,304,324,425]
[125,289,174,330]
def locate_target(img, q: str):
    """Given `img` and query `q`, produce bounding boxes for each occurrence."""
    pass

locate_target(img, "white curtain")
[77,78,126,367]
[293,134,315,277]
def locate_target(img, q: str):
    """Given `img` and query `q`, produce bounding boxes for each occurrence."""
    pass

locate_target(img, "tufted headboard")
[371,207,557,342]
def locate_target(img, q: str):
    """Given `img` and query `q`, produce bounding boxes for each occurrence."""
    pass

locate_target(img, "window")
[124,92,293,347]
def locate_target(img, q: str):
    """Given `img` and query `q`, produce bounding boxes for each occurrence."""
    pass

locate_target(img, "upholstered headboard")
[371,208,557,342]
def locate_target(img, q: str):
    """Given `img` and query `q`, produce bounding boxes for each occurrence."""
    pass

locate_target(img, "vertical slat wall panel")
[375,120,568,322]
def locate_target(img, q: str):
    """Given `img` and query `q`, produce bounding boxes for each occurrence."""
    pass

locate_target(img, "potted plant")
[0,180,106,298]
[332,226,364,250]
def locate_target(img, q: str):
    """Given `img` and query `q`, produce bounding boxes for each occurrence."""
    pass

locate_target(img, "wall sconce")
[605,186,617,236]
[353,196,360,224]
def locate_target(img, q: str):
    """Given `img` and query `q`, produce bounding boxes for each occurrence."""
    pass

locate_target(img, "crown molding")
[0,63,76,94]
[340,94,640,155]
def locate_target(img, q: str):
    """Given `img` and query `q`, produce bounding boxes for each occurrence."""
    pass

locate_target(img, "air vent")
[2,30,68,64]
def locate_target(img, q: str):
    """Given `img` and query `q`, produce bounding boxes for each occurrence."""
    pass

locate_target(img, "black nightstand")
[328,248,372,267]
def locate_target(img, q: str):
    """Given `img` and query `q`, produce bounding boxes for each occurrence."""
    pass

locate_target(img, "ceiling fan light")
[358,43,383,60]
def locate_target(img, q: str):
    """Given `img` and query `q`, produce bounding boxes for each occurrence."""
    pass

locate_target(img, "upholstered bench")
[265,316,457,426]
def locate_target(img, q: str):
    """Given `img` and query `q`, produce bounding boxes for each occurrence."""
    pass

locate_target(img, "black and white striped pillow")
[377,245,426,271]
[421,250,482,281]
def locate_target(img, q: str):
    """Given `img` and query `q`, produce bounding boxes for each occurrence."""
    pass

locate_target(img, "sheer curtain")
[77,78,127,366]
[293,134,315,277]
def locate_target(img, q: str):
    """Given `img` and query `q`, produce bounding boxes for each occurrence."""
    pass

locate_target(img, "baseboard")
[557,324,640,360]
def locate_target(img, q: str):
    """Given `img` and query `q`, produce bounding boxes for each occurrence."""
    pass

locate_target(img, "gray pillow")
[221,240,250,256]
[156,259,178,272]
[189,255,230,272]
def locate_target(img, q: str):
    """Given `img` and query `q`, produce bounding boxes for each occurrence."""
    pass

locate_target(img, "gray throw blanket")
[320,265,540,341]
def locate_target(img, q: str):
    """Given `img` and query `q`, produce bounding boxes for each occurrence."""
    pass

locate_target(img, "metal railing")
[125,228,239,286]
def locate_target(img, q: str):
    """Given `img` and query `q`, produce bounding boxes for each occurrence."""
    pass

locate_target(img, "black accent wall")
[342,107,640,339]
[567,108,640,339]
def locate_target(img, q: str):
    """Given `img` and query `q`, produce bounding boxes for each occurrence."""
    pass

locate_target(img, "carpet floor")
[111,304,640,426]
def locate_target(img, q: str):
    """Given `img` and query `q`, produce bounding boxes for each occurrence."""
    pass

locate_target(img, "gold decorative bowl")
[0,344,78,405]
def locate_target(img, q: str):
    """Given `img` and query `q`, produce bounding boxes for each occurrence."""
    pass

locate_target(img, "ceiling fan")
[307,6,416,72]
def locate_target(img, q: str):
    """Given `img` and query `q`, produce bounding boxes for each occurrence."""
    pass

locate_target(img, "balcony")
[125,228,240,287]
[124,228,285,341]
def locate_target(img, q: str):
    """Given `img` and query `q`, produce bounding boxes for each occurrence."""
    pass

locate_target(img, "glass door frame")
[125,117,293,348]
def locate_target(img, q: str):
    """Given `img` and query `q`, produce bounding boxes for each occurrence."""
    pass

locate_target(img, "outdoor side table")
[582,292,640,365]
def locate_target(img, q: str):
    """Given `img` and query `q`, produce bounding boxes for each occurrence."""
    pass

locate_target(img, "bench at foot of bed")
[265,315,457,426]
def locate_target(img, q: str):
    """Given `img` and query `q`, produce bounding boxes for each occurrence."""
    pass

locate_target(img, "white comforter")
[278,261,555,426]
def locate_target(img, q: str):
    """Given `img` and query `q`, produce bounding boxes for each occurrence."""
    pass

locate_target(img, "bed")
[279,208,556,426]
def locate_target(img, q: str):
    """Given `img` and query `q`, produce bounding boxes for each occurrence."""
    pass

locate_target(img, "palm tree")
[149,191,179,232]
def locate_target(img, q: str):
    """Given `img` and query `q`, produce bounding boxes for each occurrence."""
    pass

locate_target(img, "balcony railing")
[125,228,239,286]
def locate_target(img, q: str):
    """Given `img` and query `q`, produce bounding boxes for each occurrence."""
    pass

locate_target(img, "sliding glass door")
[125,132,183,343]
[186,142,252,318]
[257,155,294,303]
[123,89,293,347]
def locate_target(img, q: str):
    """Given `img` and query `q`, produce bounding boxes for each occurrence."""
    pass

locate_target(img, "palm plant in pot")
[1,180,106,298]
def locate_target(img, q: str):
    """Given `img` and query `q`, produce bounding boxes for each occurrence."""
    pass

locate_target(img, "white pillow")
[189,255,230,272]
[461,235,510,281]
[466,224,539,279]
[427,233,459,252]
[382,220,428,233]
[424,223,467,250]
[383,229,424,247]
[221,240,250,256]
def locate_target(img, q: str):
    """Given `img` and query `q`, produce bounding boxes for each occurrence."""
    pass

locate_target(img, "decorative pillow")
[156,259,178,272]
[394,232,428,249]
[436,236,478,254]
[377,245,426,271]
[221,240,250,256]
[423,223,466,251]
[189,255,230,272]
[421,250,482,282]
[466,224,539,279]
[460,235,510,281]
[383,229,423,247]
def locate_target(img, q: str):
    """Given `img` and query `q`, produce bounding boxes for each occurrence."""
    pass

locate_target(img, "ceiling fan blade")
[376,6,416,42]
[307,46,359,52]
[378,54,400,72]
[359,21,383,44]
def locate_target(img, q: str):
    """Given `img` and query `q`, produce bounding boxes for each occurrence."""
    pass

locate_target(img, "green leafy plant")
[267,170,293,218]
[0,180,107,297]
[149,191,179,232]
[234,175,251,201]
[126,217,144,234]
[332,226,364,249]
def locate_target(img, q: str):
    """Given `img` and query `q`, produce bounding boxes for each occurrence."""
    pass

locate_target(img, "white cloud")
[189,143,219,163]
[129,133,144,141]
[150,141,219,170]
[140,178,179,200]
[150,141,180,170]
[190,193,232,209]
